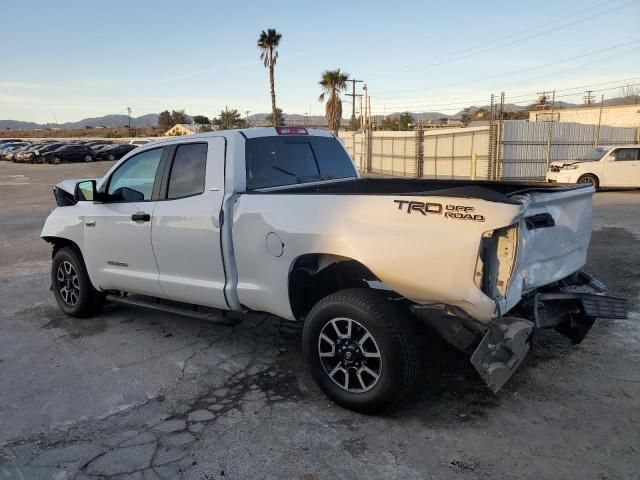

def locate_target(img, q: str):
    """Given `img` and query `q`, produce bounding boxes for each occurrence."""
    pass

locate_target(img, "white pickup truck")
[42,127,626,412]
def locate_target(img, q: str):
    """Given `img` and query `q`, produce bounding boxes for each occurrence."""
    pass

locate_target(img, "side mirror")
[74,180,97,202]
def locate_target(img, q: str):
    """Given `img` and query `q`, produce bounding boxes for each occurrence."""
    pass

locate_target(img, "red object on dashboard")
[275,127,308,135]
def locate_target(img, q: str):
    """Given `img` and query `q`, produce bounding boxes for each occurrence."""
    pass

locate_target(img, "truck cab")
[547,145,640,188]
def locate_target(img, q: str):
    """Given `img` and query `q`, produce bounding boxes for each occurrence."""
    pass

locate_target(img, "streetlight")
[126,107,132,137]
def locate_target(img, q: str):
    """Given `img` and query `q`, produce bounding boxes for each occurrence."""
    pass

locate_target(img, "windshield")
[580,147,608,161]
[245,135,356,190]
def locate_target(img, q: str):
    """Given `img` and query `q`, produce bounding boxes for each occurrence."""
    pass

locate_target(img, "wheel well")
[289,254,380,319]
[43,237,81,258]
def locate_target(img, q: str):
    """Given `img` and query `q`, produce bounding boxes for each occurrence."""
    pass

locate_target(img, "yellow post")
[471,152,477,180]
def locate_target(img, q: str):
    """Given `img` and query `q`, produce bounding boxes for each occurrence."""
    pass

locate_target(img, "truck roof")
[146,127,334,147]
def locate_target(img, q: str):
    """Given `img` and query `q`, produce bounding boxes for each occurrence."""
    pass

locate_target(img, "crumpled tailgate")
[502,185,595,313]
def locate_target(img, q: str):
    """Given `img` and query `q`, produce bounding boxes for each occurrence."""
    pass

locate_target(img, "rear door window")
[245,136,356,190]
[613,148,640,161]
[167,143,208,199]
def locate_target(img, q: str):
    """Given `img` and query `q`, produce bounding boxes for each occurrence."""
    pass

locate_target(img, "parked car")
[28,142,67,163]
[0,142,30,161]
[90,143,114,152]
[95,143,138,161]
[0,138,22,146]
[13,144,44,163]
[41,144,95,164]
[42,127,626,412]
[6,143,35,162]
[547,145,640,188]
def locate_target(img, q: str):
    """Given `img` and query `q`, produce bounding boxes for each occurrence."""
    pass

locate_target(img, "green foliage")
[319,69,349,134]
[192,115,210,125]
[265,108,285,127]
[158,110,172,130]
[257,29,282,67]
[214,108,247,130]
[171,110,187,125]
[377,112,414,131]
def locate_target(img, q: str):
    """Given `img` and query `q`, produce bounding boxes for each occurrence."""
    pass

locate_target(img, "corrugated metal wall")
[423,127,490,180]
[502,120,639,180]
[339,127,490,179]
[339,121,639,181]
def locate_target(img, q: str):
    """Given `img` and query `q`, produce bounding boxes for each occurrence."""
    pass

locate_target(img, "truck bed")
[259,178,590,204]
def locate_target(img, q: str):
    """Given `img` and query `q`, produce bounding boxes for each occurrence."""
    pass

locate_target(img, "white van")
[546,145,640,188]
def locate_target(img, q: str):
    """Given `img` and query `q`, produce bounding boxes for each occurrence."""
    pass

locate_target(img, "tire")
[302,288,418,413]
[50,156,61,165]
[51,247,104,317]
[577,174,599,189]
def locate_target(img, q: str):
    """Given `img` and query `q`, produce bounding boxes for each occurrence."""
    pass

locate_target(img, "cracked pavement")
[1,161,639,479]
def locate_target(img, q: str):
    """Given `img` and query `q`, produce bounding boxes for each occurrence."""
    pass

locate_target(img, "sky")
[1,0,639,123]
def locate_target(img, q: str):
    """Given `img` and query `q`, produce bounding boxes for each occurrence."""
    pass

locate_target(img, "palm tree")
[257,29,282,127]
[319,69,349,134]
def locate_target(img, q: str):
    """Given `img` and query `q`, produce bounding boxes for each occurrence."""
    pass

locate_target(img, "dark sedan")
[41,144,96,164]
[95,143,138,161]
[21,142,67,163]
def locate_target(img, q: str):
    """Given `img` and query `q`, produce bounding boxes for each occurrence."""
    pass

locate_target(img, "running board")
[105,294,240,326]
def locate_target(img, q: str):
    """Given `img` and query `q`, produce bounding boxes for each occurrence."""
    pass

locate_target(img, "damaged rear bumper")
[470,271,627,392]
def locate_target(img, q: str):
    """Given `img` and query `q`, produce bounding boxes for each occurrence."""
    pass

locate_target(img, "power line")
[368,81,640,114]
[370,45,640,108]
[365,0,637,80]
[374,39,640,100]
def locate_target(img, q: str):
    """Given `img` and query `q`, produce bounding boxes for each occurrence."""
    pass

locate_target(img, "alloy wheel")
[56,261,80,306]
[317,317,383,393]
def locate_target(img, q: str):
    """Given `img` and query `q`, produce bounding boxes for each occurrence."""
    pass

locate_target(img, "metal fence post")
[471,153,477,180]
[415,122,424,178]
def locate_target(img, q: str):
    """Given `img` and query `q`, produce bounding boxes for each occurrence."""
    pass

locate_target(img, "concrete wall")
[529,103,640,128]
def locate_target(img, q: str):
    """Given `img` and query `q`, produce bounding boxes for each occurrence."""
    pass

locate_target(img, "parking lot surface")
[0,160,639,480]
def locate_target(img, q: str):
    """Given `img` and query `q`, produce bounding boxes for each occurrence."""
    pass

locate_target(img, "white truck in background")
[42,127,626,412]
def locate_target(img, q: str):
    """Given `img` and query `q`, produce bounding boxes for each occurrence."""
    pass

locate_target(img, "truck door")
[83,146,167,297]
[603,148,640,187]
[151,138,228,308]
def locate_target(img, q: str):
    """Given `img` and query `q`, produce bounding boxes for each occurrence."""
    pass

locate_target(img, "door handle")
[85,219,96,227]
[131,212,151,222]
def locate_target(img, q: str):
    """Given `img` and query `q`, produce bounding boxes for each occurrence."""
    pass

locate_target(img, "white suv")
[546,145,640,188]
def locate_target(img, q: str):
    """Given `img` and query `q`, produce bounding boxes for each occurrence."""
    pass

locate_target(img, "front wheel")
[302,288,418,413]
[577,174,599,189]
[52,247,104,317]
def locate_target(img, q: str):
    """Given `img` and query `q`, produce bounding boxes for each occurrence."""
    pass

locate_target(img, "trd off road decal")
[393,200,485,222]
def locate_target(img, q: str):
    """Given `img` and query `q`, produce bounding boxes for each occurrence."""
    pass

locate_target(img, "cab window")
[107,148,163,201]
[612,148,640,161]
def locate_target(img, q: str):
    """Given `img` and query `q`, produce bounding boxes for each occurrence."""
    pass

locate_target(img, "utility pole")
[583,90,595,105]
[345,79,363,130]
[536,92,548,109]
[303,113,308,127]
[127,107,132,137]
[245,110,251,127]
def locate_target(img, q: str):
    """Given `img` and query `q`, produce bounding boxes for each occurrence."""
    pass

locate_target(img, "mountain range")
[1,100,616,131]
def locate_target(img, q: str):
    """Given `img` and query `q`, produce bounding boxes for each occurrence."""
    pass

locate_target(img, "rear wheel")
[52,247,104,317]
[50,156,61,165]
[577,174,599,189]
[302,288,418,413]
